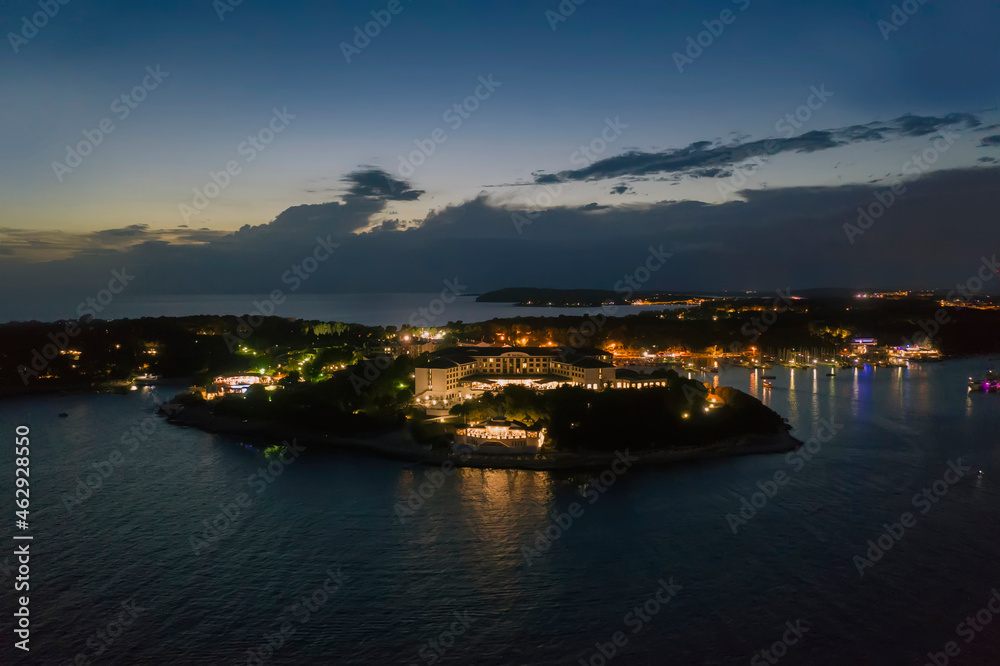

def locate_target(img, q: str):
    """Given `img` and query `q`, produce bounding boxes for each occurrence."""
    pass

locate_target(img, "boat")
[58,412,68,418]
[763,380,773,388]
[826,372,836,377]
[761,374,776,379]
[969,371,999,392]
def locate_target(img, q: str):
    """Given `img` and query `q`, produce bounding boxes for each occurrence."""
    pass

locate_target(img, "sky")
[1,0,999,318]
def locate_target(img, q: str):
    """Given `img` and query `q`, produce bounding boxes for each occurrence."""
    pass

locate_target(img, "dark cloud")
[895,113,979,137]
[980,135,1000,147]
[87,224,150,241]
[579,203,608,211]
[531,113,981,184]
[610,184,632,195]
[689,167,732,179]
[4,166,999,317]
[343,167,424,201]
[365,218,403,233]
[979,157,998,163]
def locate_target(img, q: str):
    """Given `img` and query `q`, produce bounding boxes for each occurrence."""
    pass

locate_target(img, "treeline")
[441,296,1000,357]
[449,372,785,452]
[0,315,391,392]
[206,354,415,432]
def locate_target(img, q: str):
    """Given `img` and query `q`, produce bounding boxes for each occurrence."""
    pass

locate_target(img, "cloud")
[610,184,633,195]
[895,113,979,137]
[0,225,228,263]
[343,167,424,201]
[980,135,1000,147]
[530,113,982,184]
[3,165,999,319]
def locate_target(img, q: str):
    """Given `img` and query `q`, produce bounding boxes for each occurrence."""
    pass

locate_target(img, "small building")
[454,418,545,454]
[209,373,277,397]
[850,337,877,355]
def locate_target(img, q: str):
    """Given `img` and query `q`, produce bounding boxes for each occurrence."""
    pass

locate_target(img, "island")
[161,359,798,470]
[4,288,1000,469]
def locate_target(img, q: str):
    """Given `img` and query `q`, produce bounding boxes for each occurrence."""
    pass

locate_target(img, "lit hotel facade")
[415,346,616,407]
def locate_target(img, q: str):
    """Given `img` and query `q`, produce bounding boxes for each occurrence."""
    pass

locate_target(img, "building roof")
[461,373,567,384]
[424,357,464,369]
[569,356,614,369]
[425,345,612,367]
[468,417,541,432]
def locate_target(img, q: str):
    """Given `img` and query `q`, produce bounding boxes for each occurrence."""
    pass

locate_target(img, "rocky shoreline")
[162,402,802,471]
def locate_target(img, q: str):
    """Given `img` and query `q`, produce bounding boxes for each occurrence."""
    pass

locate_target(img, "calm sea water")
[2,358,1000,664]
[1,293,680,327]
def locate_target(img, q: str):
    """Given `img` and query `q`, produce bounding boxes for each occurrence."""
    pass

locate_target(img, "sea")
[2,358,1000,664]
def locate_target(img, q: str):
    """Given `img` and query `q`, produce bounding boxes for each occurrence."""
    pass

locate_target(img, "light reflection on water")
[3,356,1000,664]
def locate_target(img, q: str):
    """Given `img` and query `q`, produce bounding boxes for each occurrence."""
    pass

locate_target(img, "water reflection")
[396,467,556,551]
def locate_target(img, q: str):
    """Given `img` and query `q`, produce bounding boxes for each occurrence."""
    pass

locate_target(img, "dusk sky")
[2,0,1000,315]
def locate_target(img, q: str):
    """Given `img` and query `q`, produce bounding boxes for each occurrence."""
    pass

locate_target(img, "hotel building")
[414,346,616,407]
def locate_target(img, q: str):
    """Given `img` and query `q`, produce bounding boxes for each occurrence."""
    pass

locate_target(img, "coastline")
[162,402,802,471]
[0,377,193,400]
